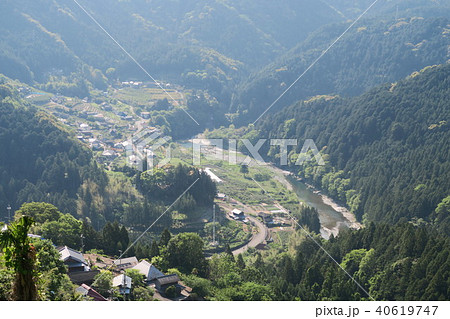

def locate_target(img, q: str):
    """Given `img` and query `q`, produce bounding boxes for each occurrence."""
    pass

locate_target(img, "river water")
[286,176,351,239]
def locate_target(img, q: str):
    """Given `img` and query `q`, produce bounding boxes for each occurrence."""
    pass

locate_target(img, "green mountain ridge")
[0,0,343,92]
[231,16,450,124]
[0,77,107,218]
[256,63,450,234]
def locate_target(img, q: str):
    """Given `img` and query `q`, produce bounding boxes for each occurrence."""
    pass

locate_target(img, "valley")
[0,0,449,305]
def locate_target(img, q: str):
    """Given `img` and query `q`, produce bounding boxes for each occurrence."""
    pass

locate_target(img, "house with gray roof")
[132,260,164,282]
[57,246,90,273]
[113,256,139,270]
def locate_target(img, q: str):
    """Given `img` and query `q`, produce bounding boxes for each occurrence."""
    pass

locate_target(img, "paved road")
[216,198,269,256]
[231,215,267,256]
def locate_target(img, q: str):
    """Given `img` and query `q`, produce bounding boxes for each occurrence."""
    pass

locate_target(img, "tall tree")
[167,233,206,274]
[239,164,249,177]
[159,228,171,247]
[225,244,235,262]
[0,216,38,300]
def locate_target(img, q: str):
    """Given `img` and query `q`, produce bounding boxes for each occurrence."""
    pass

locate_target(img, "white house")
[113,274,132,295]
[229,209,245,220]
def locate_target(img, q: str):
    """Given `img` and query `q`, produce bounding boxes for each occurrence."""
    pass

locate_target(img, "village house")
[154,274,180,293]
[258,212,274,226]
[141,112,151,119]
[132,260,164,283]
[229,208,245,221]
[216,193,227,201]
[102,149,118,160]
[58,246,90,273]
[93,113,106,122]
[113,274,132,296]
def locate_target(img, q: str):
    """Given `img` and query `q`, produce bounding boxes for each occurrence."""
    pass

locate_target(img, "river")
[286,176,352,239]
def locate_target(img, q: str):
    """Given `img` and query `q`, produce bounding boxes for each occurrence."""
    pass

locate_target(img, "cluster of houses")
[120,81,143,89]
[76,122,125,164]
[57,246,191,301]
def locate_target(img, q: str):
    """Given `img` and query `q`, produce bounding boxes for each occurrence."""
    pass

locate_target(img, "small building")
[79,123,91,131]
[132,260,164,282]
[93,114,106,122]
[102,104,112,111]
[75,284,107,301]
[113,256,139,270]
[203,168,222,183]
[216,193,227,201]
[88,138,103,150]
[58,246,90,273]
[230,209,245,220]
[141,112,151,119]
[113,274,132,295]
[155,274,180,292]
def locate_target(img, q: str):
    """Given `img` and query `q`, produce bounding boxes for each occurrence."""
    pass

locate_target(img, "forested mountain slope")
[0,76,216,227]
[0,0,344,93]
[324,0,450,20]
[232,17,450,124]
[0,79,106,218]
[257,63,450,233]
[260,222,450,300]
[1,1,448,105]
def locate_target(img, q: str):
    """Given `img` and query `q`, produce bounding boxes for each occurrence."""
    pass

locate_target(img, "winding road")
[216,198,269,256]
[231,215,267,256]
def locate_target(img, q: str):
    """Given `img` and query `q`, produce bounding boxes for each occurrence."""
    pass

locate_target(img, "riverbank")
[302,180,362,230]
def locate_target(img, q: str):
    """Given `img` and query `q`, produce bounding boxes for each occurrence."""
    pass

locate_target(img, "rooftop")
[155,274,179,286]
[113,256,138,269]
[58,246,87,265]
[112,274,132,289]
[132,260,164,281]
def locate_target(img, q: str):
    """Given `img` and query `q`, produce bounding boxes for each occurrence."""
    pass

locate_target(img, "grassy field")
[160,142,299,209]
[112,87,184,107]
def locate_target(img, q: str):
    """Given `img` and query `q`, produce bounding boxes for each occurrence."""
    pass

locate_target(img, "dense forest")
[231,17,450,124]
[255,64,449,233]
[184,222,449,301]
[0,80,106,218]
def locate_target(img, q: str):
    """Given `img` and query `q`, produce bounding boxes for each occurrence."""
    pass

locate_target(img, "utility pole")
[212,204,216,245]
[211,204,218,248]
[6,205,11,222]
[80,234,85,253]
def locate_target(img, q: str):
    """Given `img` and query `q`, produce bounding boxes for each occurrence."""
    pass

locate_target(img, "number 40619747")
[375,306,438,316]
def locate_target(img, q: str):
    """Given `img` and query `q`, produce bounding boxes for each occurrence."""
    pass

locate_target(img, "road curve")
[232,215,267,256]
